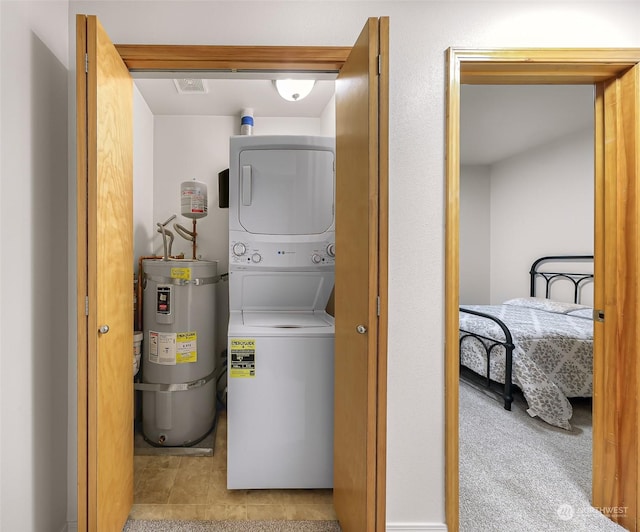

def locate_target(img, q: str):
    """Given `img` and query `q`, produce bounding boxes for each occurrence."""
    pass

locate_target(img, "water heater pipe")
[157,215,176,260]
[173,219,198,260]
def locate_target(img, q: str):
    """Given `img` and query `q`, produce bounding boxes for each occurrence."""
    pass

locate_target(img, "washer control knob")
[311,253,322,264]
[326,243,336,257]
[232,242,246,256]
[251,253,262,263]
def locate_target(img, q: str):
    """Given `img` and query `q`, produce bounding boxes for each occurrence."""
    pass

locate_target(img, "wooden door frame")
[78,42,388,531]
[76,17,88,529]
[445,48,640,532]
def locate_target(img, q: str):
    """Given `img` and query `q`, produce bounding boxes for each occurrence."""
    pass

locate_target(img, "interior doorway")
[445,48,640,532]
[129,73,338,521]
[77,15,388,532]
[458,83,596,528]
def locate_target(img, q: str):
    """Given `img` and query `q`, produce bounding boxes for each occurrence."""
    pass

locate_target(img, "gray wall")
[490,127,594,305]
[460,127,594,306]
[460,165,491,304]
[0,1,70,530]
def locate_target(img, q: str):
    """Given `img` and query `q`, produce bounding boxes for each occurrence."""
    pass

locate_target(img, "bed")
[459,255,594,430]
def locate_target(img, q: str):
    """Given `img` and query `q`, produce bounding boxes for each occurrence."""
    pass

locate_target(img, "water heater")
[139,258,218,446]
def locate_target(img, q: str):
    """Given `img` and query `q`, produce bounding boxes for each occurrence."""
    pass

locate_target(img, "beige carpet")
[123,520,341,531]
[460,380,625,531]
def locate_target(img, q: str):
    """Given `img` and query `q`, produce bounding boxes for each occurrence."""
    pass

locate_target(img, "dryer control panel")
[230,239,335,269]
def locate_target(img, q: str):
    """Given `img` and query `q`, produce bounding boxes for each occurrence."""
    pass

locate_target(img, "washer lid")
[242,311,334,328]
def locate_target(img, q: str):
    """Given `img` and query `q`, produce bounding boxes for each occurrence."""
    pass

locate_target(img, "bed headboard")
[529,255,594,304]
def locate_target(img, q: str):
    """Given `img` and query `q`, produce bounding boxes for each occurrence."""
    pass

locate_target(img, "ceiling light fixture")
[273,79,316,101]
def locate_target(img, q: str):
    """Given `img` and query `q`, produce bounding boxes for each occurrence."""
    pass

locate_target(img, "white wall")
[62,1,640,530]
[489,127,594,305]
[459,165,491,304]
[0,1,69,530]
[320,94,336,137]
[133,86,155,274]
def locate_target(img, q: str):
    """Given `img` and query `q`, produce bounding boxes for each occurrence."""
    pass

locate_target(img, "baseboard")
[387,523,448,531]
[62,522,78,532]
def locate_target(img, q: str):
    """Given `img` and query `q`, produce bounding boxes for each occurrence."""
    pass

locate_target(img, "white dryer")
[226,135,336,489]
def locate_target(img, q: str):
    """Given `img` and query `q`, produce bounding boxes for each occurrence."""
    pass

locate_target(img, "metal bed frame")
[459,255,594,410]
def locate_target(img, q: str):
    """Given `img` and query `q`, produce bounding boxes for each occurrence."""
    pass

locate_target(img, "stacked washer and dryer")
[226,135,336,489]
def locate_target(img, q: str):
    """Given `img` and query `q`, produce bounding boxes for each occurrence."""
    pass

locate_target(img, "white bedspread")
[459,297,593,430]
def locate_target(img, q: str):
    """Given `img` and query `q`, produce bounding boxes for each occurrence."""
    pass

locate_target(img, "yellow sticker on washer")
[171,267,192,280]
[230,338,255,378]
[176,331,197,363]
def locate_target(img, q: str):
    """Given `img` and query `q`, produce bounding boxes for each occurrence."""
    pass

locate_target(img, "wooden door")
[593,63,640,531]
[334,17,389,532]
[77,14,134,531]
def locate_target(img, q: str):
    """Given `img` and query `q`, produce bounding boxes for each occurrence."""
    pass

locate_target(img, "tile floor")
[130,411,336,521]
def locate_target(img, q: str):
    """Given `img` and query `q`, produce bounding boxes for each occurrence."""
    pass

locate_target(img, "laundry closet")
[129,76,337,518]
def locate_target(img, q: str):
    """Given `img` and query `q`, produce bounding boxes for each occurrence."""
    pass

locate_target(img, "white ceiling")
[134,77,336,118]
[460,84,594,165]
[134,78,595,165]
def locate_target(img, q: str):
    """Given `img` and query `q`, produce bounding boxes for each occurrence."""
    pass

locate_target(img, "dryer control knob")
[232,242,246,256]
[326,243,336,257]
[311,253,322,264]
[251,253,262,263]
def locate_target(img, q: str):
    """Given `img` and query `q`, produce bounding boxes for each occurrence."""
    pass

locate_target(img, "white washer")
[227,310,334,489]
[226,135,336,489]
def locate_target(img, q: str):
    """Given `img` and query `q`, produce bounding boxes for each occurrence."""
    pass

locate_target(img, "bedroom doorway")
[444,48,640,532]
[458,84,595,526]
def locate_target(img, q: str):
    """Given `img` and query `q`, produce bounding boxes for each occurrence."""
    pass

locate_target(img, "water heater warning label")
[176,332,197,364]
[230,339,255,378]
[149,331,198,365]
[170,267,191,281]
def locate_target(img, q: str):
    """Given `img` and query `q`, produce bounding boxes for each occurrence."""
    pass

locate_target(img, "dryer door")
[238,147,335,235]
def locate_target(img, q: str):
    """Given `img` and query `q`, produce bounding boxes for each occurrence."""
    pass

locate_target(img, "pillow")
[502,296,591,315]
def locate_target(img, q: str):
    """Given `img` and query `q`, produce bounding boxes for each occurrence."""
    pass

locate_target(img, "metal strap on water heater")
[145,274,220,286]
[134,369,216,393]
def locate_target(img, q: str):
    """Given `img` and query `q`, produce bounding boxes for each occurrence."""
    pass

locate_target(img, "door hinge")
[377,54,382,76]
[593,309,604,322]
[377,296,381,317]
[85,296,89,316]
[85,53,88,73]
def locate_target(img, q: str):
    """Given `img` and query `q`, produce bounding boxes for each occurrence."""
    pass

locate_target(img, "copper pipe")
[192,219,197,260]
